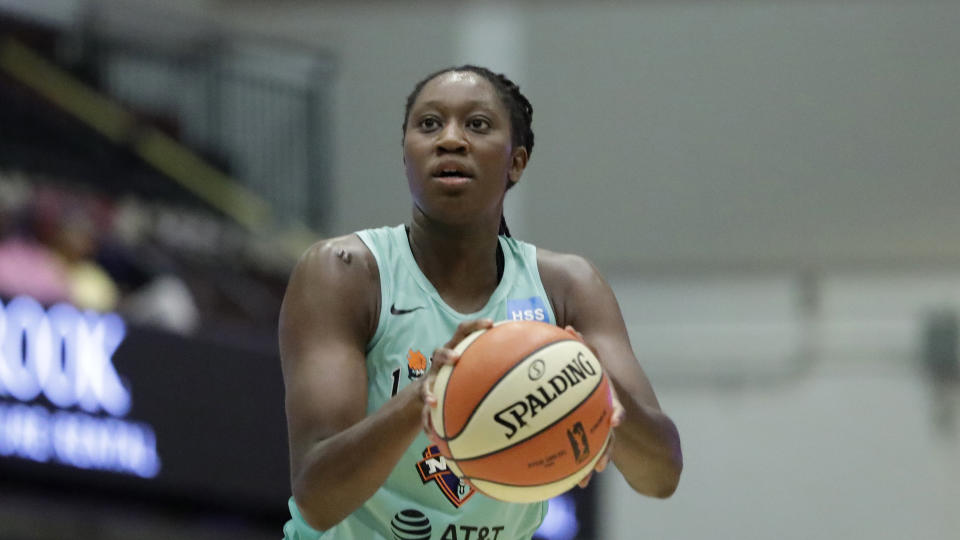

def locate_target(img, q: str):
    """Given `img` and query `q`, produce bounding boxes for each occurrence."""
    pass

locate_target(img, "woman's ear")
[507,146,529,185]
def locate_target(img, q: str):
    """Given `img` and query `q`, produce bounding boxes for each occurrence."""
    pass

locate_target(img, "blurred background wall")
[1,0,958,539]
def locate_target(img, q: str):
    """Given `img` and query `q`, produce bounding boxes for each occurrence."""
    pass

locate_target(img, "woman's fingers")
[578,472,593,488]
[430,347,459,370]
[579,429,616,489]
[564,324,601,358]
[444,318,494,350]
[608,382,624,427]
[422,318,495,407]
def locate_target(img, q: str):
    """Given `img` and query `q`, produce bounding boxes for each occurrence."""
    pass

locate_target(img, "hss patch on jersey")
[416,445,475,508]
[506,296,550,323]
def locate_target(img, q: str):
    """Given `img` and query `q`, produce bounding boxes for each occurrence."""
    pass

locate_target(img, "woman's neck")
[407,211,503,313]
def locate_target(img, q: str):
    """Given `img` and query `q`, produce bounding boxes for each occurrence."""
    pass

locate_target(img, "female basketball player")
[279,65,682,539]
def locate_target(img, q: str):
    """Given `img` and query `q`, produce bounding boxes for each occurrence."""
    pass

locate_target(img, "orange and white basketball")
[430,320,614,503]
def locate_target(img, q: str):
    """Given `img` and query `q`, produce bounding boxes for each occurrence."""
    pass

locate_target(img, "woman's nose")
[436,123,467,153]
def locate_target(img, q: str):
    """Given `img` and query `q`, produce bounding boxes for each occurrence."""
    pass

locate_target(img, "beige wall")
[523,1,960,271]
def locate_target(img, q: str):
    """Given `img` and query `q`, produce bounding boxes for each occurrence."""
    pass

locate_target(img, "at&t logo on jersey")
[391,509,432,540]
[416,445,475,508]
[506,296,549,323]
[392,507,508,540]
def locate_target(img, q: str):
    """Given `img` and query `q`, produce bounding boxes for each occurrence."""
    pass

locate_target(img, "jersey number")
[390,368,401,397]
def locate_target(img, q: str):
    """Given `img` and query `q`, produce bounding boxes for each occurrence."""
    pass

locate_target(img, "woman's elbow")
[651,421,683,498]
[627,448,683,499]
[292,482,339,531]
[651,462,682,499]
[657,444,684,498]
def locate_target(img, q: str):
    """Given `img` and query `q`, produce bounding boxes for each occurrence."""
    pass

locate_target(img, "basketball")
[429,321,614,503]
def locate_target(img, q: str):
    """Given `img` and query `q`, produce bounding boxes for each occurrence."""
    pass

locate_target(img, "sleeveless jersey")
[283,224,556,540]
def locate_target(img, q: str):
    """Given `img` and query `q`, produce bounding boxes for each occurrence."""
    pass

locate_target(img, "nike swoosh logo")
[390,303,425,315]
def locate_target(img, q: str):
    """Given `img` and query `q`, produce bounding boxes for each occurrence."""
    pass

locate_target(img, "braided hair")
[402,65,534,237]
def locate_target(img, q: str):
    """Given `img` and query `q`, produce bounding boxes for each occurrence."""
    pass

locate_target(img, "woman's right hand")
[421,318,494,452]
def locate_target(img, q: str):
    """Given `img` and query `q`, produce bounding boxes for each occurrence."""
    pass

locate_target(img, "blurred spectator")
[0,210,71,304]
[122,274,200,335]
[27,187,121,313]
[0,179,71,303]
[106,196,201,334]
[49,207,120,313]
[0,170,283,336]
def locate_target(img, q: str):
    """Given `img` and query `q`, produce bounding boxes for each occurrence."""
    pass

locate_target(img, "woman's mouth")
[432,168,474,186]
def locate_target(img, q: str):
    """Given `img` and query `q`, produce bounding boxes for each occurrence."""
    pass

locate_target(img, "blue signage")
[0,296,160,478]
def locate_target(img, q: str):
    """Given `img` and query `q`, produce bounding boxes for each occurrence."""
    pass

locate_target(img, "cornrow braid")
[403,65,534,238]
[498,214,511,237]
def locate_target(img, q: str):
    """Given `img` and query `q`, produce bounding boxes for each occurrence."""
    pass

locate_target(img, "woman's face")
[403,71,526,227]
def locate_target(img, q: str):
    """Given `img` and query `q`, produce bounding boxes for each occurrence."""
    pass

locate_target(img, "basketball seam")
[460,433,611,488]
[450,372,606,461]
[442,337,582,441]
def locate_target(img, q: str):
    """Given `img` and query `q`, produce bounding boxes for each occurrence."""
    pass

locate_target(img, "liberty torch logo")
[407,349,428,380]
[416,445,475,508]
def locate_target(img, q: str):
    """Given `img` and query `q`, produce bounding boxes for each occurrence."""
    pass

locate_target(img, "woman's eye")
[468,118,490,130]
[419,117,440,130]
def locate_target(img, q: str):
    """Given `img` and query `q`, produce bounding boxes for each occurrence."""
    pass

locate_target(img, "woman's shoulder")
[295,233,379,282]
[535,246,605,327]
[536,245,600,288]
[283,233,381,342]
[287,233,381,312]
